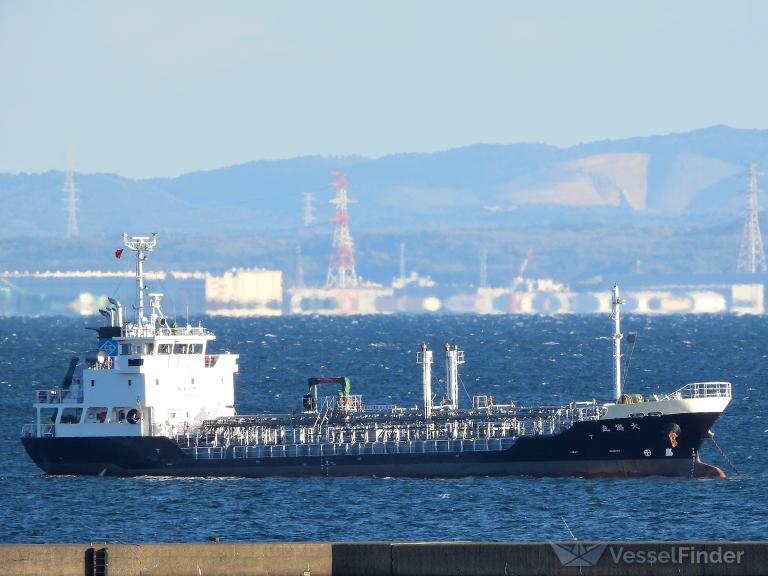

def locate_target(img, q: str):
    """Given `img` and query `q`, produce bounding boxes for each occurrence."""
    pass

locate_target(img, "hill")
[1,126,766,284]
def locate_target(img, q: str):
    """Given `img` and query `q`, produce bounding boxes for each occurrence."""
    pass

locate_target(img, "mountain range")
[1,125,767,284]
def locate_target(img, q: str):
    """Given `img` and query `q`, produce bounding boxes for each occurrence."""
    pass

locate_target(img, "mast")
[123,233,157,324]
[611,283,624,401]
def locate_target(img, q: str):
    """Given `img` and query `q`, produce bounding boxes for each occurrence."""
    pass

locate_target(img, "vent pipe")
[417,343,433,419]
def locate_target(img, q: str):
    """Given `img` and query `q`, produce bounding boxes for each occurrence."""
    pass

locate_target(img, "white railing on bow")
[676,382,731,399]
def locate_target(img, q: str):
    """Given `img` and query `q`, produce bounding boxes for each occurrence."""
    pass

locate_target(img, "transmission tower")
[737,164,767,273]
[63,151,79,238]
[325,172,359,288]
[303,192,316,226]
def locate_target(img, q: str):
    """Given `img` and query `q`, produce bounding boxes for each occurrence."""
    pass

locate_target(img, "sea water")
[0,314,765,543]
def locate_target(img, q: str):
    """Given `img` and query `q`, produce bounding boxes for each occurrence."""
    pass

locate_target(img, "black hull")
[22,412,726,478]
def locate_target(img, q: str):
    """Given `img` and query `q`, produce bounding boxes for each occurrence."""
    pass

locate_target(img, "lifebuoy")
[126,408,141,424]
[106,357,113,369]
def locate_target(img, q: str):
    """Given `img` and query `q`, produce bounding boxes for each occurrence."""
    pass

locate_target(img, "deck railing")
[121,324,214,338]
[676,381,732,399]
[21,424,55,438]
[183,437,518,460]
[35,387,84,404]
[184,446,228,459]
[334,395,363,411]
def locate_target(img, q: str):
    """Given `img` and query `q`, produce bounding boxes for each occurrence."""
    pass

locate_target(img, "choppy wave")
[0,314,766,542]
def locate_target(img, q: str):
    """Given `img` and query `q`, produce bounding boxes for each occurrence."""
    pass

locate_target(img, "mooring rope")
[709,434,738,473]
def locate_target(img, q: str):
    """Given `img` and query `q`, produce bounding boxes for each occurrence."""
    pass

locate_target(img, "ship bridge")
[23,234,238,441]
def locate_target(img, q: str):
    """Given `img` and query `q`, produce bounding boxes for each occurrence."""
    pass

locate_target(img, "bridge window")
[174,343,188,354]
[40,407,58,425]
[158,344,172,354]
[119,343,131,355]
[86,407,108,423]
[111,407,133,423]
[60,407,83,424]
[189,343,203,354]
[144,343,154,354]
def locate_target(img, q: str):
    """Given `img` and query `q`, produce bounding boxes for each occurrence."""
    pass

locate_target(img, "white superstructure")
[26,234,238,440]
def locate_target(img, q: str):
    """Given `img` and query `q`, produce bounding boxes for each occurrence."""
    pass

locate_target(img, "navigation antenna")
[737,164,767,273]
[123,233,158,324]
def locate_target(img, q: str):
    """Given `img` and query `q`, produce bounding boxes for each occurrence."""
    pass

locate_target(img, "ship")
[22,234,732,478]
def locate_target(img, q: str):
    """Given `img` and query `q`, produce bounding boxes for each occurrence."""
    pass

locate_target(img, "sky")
[1,0,767,178]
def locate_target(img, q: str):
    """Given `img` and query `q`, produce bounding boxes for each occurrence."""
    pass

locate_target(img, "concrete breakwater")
[1,541,767,575]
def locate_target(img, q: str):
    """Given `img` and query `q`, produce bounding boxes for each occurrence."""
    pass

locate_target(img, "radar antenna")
[123,233,158,324]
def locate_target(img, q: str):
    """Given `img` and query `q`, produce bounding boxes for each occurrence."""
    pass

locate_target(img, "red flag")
[115,249,123,259]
